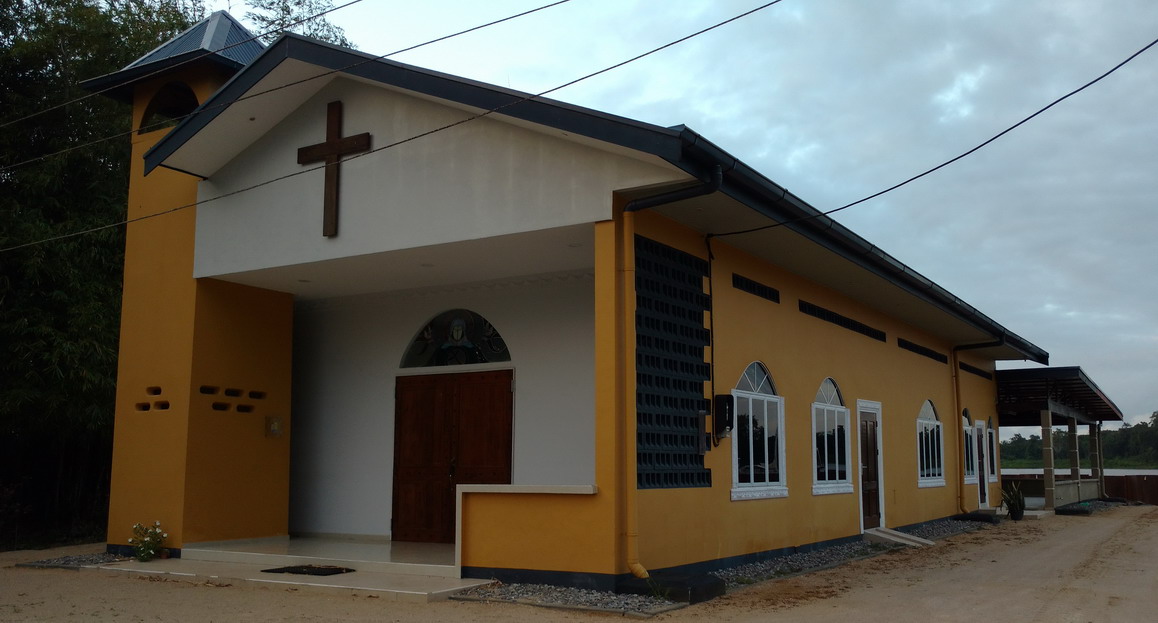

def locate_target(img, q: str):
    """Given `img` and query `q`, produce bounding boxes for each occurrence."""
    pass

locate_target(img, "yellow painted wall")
[461,493,613,573]
[460,218,626,574]
[182,279,293,543]
[630,210,1003,571]
[107,67,293,549]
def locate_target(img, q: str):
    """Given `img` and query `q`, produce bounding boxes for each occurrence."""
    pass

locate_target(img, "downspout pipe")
[622,163,723,580]
[950,334,1007,513]
[624,164,724,212]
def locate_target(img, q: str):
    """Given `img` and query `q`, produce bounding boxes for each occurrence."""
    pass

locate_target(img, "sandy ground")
[2,505,1156,622]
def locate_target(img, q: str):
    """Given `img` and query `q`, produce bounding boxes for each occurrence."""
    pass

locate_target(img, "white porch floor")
[181,536,457,577]
[97,536,483,602]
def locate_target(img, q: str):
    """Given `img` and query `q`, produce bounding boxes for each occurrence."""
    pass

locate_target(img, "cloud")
[218,0,1158,420]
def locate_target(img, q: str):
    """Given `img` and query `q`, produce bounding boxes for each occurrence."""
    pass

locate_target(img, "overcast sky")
[212,0,1156,426]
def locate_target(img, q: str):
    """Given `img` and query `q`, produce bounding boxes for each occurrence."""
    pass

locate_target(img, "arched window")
[138,82,199,134]
[731,363,786,500]
[962,409,978,483]
[400,309,510,368]
[812,377,852,494]
[916,400,944,487]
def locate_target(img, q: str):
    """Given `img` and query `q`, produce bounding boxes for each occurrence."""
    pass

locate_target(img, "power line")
[710,33,1158,239]
[2,0,783,254]
[0,0,574,175]
[0,0,367,131]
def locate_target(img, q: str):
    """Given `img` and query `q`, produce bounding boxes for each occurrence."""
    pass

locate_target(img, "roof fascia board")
[146,34,685,174]
[80,51,243,103]
[668,127,1047,364]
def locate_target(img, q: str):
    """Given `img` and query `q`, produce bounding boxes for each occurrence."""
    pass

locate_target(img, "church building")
[84,12,1069,590]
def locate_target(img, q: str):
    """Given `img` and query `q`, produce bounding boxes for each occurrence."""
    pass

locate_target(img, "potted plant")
[1002,482,1026,521]
[127,521,168,561]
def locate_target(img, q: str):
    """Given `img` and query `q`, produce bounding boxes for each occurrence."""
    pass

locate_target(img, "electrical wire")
[1,0,783,254]
[0,0,367,130]
[709,33,1158,239]
[0,0,574,175]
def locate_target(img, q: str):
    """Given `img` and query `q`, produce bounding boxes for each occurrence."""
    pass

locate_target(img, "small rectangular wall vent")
[732,273,780,304]
[798,300,886,342]
[897,338,948,364]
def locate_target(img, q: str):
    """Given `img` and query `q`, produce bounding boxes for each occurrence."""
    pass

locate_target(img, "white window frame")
[812,378,853,495]
[963,413,978,484]
[730,363,787,501]
[986,425,999,483]
[916,400,945,488]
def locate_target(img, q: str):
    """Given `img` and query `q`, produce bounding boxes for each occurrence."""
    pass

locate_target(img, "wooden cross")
[297,101,372,237]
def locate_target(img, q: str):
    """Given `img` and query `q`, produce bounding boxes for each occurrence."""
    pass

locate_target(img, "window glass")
[731,363,786,500]
[812,378,851,494]
[963,411,977,481]
[917,400,944,486]
[400,309,510,368]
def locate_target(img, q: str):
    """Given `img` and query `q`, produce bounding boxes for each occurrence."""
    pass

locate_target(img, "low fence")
[1104,475,1158,505]
[1002,473,1158,506]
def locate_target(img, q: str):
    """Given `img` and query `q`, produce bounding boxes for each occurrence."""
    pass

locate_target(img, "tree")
[244,0,352,47]
[0,0,201,549]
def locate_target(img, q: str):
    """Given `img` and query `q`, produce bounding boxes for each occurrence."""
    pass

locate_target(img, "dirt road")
[2,505,1155,622]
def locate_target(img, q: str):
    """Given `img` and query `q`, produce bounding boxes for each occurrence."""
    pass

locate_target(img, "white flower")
[162,533,168,538]
[154,520,161,526]
[127,538,134,543]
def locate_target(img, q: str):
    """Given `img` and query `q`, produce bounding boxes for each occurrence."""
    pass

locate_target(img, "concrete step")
[864,527,935,548]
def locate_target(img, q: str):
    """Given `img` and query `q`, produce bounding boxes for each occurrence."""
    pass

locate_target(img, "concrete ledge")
[457,484,597,495]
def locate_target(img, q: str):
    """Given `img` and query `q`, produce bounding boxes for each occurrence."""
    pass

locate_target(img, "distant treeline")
[1001,411,1158,469]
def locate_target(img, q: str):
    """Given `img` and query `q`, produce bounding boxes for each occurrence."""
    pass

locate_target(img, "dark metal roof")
[141,34,1050,364]
[80,11,263,103]
[996,367,1123,426]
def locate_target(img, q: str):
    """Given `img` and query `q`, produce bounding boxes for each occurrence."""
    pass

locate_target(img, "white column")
[1041,410,1054,510]
[1069,418,1080,500]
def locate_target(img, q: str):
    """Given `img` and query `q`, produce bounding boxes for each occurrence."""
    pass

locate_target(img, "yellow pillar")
[107,68,294,551]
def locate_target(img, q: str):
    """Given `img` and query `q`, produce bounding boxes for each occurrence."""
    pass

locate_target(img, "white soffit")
[211,223,596,300]
[162,59,336,177]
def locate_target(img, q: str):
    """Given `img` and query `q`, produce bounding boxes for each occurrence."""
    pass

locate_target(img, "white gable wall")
[194,78,686,278]
[289,273,594,538]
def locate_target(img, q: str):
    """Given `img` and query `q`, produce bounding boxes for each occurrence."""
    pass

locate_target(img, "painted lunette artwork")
[401,309,511,368]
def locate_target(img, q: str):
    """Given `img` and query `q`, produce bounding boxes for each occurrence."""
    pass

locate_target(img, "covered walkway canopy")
[996,367,1124,509]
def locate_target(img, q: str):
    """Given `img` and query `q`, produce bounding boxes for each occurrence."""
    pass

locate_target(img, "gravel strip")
[16,552,128,569]
[455,582,680,616]
[1055,499,1123,515]
[457,537,912,613]
[712,541,890,588]
[904,518,986,541]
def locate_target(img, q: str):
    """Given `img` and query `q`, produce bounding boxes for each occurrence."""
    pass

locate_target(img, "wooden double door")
[391,370,513,543]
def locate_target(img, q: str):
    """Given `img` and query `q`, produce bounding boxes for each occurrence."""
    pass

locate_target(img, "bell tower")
[83,12,294,554]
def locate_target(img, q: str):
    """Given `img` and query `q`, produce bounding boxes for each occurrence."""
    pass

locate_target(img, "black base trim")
[462,566,624,592]
[106,543,182,559]
[463,533,864,593]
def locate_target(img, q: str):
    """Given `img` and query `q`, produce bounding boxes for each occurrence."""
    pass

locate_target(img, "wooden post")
[1041,410,1054,510]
